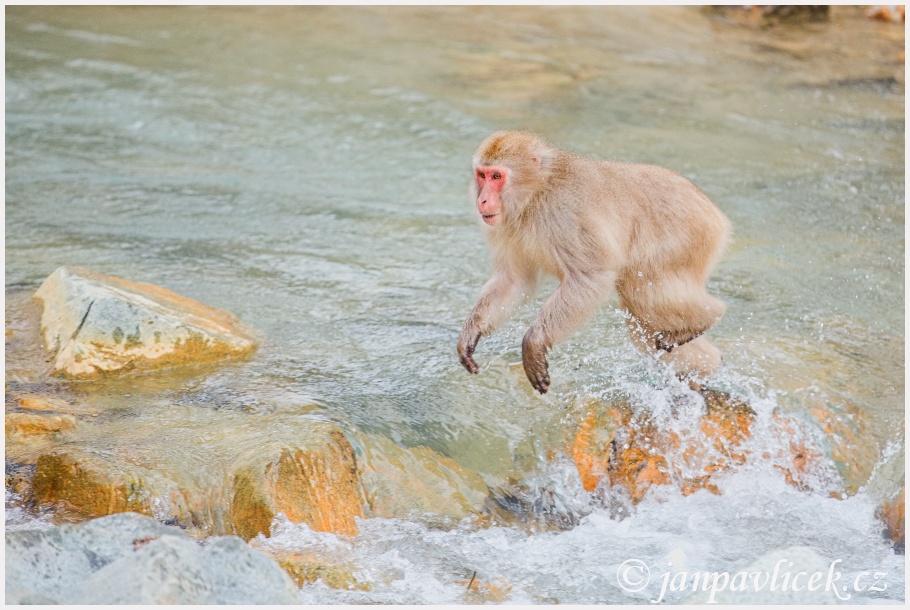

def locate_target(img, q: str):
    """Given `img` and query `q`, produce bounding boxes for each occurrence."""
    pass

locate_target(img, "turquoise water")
[6,6,904,603]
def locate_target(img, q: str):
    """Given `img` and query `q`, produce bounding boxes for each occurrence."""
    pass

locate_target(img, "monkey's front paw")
[460,352,480,375]
[458,330,481,374]
[522,334,550,394]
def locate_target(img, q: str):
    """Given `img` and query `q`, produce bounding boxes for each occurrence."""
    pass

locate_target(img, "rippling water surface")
[5,6,904,603]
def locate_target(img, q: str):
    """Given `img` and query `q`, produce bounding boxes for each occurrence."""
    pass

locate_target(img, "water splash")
[252,466,902,604]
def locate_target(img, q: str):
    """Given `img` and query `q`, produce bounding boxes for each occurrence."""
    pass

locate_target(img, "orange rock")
[31,452,152,519]
[681,475,720,497]
[807,401,876,493]
[569,391,817,502]
[15,394,101,416]
[231,430,365,540]
[631,453,670,502]
[570,402,631,493]
[267,436,364,536]
[263,551,370,591]
[6,412,76,437]
[876,489,905,551]
[457,574,513,603]
[700,391,754,447]
[570,409,610,493]
[231,471,276,541]
[356,434,488,521]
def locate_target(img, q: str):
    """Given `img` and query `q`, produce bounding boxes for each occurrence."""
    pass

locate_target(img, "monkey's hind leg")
[623,314,722,385]
[619,279,725,382]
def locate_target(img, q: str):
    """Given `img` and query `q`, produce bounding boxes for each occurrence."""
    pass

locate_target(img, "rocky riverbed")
[6,266,904,603]
[6,5,904,604]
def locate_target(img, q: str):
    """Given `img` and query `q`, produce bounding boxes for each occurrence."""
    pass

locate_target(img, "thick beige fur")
[459,131,730,391]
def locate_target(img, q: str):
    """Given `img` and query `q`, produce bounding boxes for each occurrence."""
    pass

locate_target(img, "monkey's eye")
[492,172,502,180]
[478,172,485,179]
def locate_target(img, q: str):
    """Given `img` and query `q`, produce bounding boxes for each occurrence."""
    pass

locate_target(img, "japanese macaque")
[458,131,730,394]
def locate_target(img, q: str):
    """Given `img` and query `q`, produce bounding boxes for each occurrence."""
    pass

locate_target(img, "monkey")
[457,131,730,394]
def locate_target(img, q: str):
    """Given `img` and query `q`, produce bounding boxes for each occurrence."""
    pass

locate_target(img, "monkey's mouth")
[482,214,499,225]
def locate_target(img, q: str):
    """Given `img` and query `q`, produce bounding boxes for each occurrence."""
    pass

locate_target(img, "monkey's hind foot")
[658,336,722,380]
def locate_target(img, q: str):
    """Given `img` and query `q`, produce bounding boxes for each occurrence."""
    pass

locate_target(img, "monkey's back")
[589,159,730,275]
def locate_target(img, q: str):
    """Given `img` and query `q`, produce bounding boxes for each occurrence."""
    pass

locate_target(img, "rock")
[14,429,366,540]
[267,551,370,591]
[6,463,33,497]
[876,488,905,553]
[5,512,301,604]
[807,400,876,494]
[570,391,818,502]
[7,392,371,539]
[14,393,102,416]
[356,434,489,522]
[5,289,50,384]
[703,5,829,27]
[231,429,365,540]
[30,450,154,520]
[756,5,830,24]
[7,436,233,535]
[15,394,74,412]
[34,266,257,379]
[8,419,494,542]
[457,574,513,603]
[6,412,76,437]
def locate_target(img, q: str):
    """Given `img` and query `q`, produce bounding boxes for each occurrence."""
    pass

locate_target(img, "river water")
[5,6,904,603]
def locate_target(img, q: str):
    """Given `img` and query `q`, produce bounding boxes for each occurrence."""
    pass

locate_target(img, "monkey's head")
[471,131,556,227]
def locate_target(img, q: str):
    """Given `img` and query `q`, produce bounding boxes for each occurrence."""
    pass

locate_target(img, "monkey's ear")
[531,144,556,171]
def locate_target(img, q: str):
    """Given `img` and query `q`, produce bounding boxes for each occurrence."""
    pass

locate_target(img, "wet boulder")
[261,551,371,591]
[6,412,76,437]
[34,266,257,379]
[231,428,366,540]
[807,400,877,494]
[7,396,368,540]
[5,512,301,604]
[876,488,905,553]
[29,449,157,520]
[355,434,489,522]
[570,391,821,502]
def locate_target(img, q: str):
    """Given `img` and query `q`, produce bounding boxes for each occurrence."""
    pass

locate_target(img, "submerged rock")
[482,483,588,532]
[34,266,257,379]
[704,5,829,27]
[265,551,371,591]
[231,430,365,540]
[356,434,489,522]
[5,412,76,437]
[876,488,905,553]
[6,383,492,542]
[7,406,368,540]
[13,393,102,417]
[5,512,301,604]
[30,450,155,520]
[570,391,821,502]
[806,400,877,494]
[458,574,513,603]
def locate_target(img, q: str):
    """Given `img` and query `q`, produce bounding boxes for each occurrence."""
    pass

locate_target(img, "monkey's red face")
[475,166,507,226]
